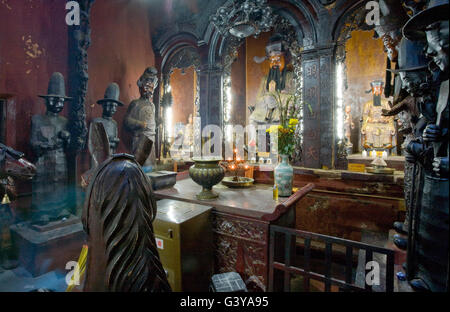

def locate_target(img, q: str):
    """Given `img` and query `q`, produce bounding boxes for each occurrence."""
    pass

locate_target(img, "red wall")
[0,0,69,156]
[1,0,156,184]
[80,0,156,174]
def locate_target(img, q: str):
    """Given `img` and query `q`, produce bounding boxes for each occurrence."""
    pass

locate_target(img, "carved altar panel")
[212,212,269,291]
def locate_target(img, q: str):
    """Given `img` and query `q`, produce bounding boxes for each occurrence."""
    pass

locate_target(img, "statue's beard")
[141,89,154,99]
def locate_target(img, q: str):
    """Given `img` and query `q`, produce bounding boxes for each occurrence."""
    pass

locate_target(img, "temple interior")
[0,0,448,294]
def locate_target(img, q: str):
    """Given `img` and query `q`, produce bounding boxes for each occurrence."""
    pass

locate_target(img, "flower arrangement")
[266,91,301,156]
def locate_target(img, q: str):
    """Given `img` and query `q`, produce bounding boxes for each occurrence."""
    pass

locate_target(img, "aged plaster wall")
[343,30,387,153]
[0,0,69,156]
[81,0,156,174]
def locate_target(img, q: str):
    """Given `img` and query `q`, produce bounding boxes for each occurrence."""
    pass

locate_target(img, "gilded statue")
[361,80,396,150]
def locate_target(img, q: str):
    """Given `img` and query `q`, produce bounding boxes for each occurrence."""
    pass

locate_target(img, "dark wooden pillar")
[301,46,336,169]
[198,64,223,131]
[67,0,95,213]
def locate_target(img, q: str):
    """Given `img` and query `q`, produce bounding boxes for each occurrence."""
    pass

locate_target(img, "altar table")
[154,177,314,291]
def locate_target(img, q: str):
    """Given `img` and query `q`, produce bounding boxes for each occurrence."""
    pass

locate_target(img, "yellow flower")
[289,119,299,126]
[266,125,281,133]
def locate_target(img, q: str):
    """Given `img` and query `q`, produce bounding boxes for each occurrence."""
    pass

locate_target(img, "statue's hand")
[433,157,449,176]
[58,130,71,142]
[423,124,442,143]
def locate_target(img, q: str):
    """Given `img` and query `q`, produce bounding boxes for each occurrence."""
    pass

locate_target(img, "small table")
[154,177,314,291]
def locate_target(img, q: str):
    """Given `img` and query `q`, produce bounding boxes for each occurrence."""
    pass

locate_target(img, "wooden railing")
[268,225,395,292]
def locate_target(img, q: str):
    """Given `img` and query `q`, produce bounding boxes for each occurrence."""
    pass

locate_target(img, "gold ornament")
[1,193,11,205]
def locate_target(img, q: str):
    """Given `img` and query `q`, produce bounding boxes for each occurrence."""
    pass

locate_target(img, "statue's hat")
[266,33,285,54]
[138,67,159,89]
[403,0,449,41]
[39,72,72,100]
[373,0,409,38]
[97,83,124,106]
[387,38,428,73]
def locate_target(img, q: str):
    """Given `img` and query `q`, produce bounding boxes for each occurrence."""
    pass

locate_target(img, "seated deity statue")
[361,80,396,150]
[249,72,295,127]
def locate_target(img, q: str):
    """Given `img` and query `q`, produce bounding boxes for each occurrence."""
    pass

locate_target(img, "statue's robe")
[30,113,69,223]
[90,117,119,154]
[124,98,156,169]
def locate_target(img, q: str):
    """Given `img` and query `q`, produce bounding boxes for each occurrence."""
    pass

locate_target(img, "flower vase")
[274,154,293,197]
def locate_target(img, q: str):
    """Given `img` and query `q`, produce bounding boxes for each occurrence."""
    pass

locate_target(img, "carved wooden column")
[301,46,335,169]
[198,64,223,131]
[67,0,94,212]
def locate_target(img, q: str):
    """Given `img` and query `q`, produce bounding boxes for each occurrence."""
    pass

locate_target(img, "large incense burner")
[189,157,225,200]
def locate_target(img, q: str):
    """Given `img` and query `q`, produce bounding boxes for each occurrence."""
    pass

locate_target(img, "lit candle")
[382,151,388,159]
[362,150,367,158]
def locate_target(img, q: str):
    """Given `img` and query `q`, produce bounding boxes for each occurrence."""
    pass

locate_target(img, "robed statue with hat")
[401,0,449,292]
[89,83,123,159]
[30,72,72,225]
[124,67,159,172]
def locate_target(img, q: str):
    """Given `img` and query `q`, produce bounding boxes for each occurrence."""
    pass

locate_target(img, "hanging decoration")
[210,0,274,39]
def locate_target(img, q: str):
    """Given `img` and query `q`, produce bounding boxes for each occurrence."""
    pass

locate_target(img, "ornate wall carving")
[68,0,95,154]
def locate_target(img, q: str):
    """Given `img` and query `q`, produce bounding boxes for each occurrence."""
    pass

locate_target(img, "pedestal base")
[10,215,86,277]
[196,188,219,200]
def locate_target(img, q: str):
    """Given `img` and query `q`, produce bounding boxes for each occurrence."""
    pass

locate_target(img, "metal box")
[147,171,177,190]
[153,199,213,292]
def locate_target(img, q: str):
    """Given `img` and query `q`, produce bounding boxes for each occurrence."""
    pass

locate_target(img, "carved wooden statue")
[361,80,396,150]
[90,83,123,156]
[81,123,171,292]
[124,67,159,172]
[0,143,36,270]
[384,38,429,250]
[30,72,72,225]
[403,0,449,292]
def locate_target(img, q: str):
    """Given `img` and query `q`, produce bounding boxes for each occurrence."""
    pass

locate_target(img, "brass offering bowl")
[189,157,225,200]
[222,176,254,188]
[366,156,395,175]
